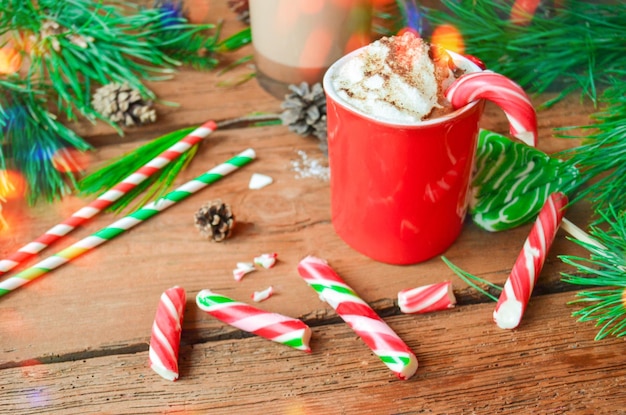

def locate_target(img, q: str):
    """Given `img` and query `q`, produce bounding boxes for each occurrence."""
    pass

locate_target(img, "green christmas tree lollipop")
[470,129,581,232]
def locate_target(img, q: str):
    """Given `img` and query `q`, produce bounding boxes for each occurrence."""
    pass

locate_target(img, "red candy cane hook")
[446,71,538,147]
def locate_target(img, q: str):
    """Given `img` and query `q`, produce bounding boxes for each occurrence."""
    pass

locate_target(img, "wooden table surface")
[1,2,625,414]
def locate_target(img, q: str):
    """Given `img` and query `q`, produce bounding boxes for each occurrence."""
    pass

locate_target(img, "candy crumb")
[233,262,256,282]
[249,173,273,189]
[252,286,274,302]
[254,253,278,269]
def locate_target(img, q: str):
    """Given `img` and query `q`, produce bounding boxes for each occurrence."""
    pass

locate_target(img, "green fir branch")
[2,0,235,125]
[560,207,626,340]
[557,71,626,222]
[427,0,626,107]
[0,83,92,204]
[0,0,252,203]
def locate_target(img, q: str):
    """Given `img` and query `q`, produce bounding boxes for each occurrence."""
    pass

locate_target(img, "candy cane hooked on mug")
[446,71,538,147]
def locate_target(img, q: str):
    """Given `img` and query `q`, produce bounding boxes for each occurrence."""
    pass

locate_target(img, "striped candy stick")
[149,286,186,381]
[493,192,568,329]
[0,121,218,276]
[446,71,538,147]
[195,289,312,352]
[0,149,255,298]
[297,256,418,380]
[398,281,456,314]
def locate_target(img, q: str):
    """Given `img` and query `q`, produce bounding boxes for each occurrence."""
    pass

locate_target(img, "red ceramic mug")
[323,47,537,265]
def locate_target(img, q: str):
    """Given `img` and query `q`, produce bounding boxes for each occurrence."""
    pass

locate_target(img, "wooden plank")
[0,119,593,366]
[0,0,601,378]
[1,292,624,414]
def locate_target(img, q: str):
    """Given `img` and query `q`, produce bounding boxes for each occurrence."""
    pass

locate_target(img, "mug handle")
[445,71,538,147]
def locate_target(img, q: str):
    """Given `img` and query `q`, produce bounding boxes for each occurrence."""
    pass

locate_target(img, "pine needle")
[441,256,502,302]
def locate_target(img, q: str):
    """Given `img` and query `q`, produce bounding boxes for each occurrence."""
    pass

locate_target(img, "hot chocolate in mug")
[323,39,538,265]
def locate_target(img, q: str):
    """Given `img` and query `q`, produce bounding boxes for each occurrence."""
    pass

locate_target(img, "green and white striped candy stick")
[196,289,312,352]
[470,130,581,232]
[297,255,418,380]
[0,149,255,298]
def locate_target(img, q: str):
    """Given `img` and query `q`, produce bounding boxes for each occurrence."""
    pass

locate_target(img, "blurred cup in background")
[249,0,372,99]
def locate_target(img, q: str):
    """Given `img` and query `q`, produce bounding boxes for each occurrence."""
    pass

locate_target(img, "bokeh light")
[431,24,465,54]
[184,0,212,24]
[0,43,22,75]
[0,169,27,200]
[301,0,325,14]
[510,0,541,25]
[51,148,91,174]
[370,0,396,6]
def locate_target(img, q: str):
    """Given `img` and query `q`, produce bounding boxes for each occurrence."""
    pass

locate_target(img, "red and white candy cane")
[149,286,186,381]
[297,256,418,380]
[493,192,568,329]
[0,121,217,276]
[196,289,312,352]
[398,281,456,314]
[446,71,538,147]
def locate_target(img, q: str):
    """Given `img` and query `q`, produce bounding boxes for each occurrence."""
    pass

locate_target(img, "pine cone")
[194,200,235,242]
[227,0,250,24]
[280,82,328,152]
[91,82,156,127]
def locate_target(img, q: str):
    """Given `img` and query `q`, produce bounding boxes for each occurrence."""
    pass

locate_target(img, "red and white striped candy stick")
[196,289,312,352]
[297,256,418,380]
[149,286,186,381]
[0,121,217,276]
[0,149,255,298]
[493,192,568,329]
[446,71,538,147]
[398,281,456,314]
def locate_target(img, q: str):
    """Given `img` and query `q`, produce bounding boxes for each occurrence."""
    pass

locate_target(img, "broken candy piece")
[252,286,274,302]
[254,253,278,269]
[233,262,256,282]
[249,173,273,189]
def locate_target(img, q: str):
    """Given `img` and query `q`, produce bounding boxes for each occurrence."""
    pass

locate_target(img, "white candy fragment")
[252,286,274,302]
[233,262,256,282]
[249,173,273,189]
[253,253,278,269]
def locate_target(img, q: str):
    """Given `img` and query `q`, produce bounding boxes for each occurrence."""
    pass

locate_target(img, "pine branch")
[77,113,281,213]
[557,71,626,222]
[1,82,92,204]
[560,207,626,340]
[2,0,238,125]
[0,0,253,203]
[427,0,626,107]
[77,126,197,213]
